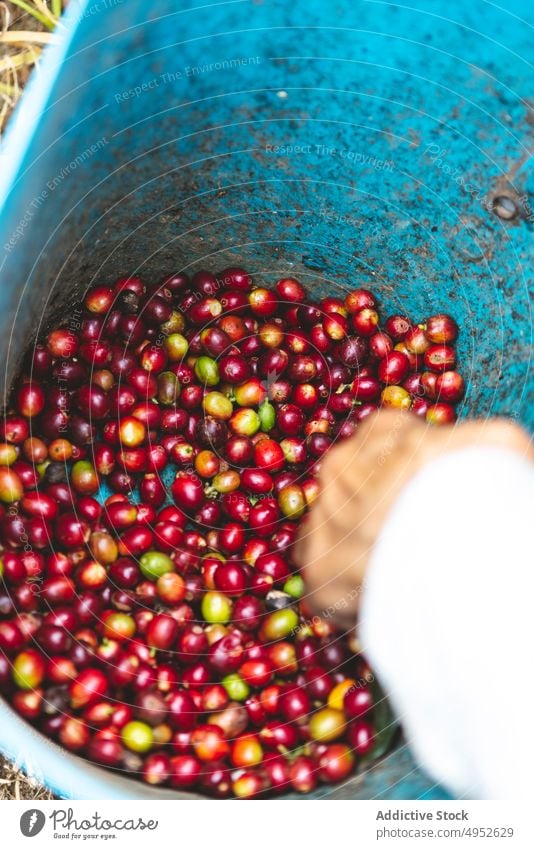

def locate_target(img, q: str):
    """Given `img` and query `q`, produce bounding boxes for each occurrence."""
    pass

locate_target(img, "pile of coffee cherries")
[0,268,464,797]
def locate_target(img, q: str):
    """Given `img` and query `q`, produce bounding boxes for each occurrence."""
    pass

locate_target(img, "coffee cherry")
[232,770,265,798]
[348,720,375,756]
[191,724,230,761]
[309,708,346,742]
[254,438,285,471]
[195,356,220,386]
[0,468,24,503]
[289,756,317,793]
[426,402,456,425]
[424,344,456,373]
[47,328,78,358]
[405,325,429,354]
[213,562,248,597]
[167,690,197,731]
[328,679,357,710]
[385,314,411,340]
[172,472,205,513]
[318,744,355,782]
[259,608,299,642]
[17,382,45,418]
[435,370,465,402]
[278,484,306,519]
[157,572,186,604]
[146,614,179,650]
[203,391,233,420]
[239,659,274,688]
[275,277,305,302]
[102,612,136,641]
[201,592,233,624]
[221,673,250,702]
[279,685,310,722]
[119,416,146,447]
[378,351,410,384]
[139,551,174,581]
[425,313,458,344]
[284,574,305,599]
[381,385,412,410]
[122,721,154,753]
[231,733,264,768]
[345,288,375,313]
[169,755,201,788]
[69,668,108,708]
[12,649,45,690]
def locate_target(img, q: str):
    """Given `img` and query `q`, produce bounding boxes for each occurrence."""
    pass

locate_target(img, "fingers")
[469,418,532,457]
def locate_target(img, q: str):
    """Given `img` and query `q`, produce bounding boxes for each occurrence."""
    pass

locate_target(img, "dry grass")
[0,757,53,800]
[0,0,65,133]
[1,0,64,799]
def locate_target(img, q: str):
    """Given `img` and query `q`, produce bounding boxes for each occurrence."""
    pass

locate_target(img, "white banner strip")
[0,800,531,848]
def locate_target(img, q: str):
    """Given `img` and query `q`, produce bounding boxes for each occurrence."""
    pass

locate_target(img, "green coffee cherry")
[121,721,154,753]
[139,551,175,581]
[203,391,233,420]
[164,333,188,360]
[258,401,276,432]
[284,574,305,599]
[228,408,260,436]
[259,608,299,642]
[12,650,45,690]
[222,673,250,702]
[201,591,232,624]
[195,356,219,386]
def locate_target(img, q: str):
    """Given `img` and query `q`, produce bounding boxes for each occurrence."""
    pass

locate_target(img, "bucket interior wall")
[1,0,532,425]
[0,0,532,801]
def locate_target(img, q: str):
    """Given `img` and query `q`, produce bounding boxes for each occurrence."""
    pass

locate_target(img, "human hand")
[293,410,531,631]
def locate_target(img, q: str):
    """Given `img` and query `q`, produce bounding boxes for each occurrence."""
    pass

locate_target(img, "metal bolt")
[492,195,518,220]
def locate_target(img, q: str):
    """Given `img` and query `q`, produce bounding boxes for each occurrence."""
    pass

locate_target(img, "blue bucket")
[0,0,531,799]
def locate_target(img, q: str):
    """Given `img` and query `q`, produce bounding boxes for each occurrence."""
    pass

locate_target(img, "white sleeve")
[359,445,534,800]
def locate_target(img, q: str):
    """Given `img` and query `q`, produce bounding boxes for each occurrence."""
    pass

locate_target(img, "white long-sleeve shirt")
[360,446,534,800]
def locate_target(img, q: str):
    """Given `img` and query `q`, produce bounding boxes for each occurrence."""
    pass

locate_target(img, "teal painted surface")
[0,0,531,799]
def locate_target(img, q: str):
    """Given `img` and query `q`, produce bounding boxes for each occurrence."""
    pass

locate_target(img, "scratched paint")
[0,0,531,798]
